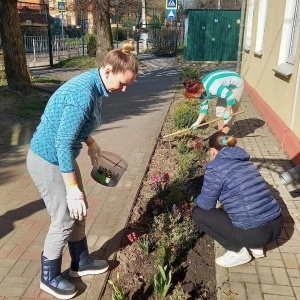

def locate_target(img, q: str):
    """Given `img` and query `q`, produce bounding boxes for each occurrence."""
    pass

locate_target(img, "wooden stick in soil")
[161,110,245,139]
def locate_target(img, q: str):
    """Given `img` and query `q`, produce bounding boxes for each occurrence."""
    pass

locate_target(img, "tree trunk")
[92,0,113,66]
[0,0,31,93]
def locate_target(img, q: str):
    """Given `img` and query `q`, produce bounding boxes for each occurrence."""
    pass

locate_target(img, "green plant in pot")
[95,166,113,184]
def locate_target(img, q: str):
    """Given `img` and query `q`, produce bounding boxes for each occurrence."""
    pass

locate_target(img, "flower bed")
[102,75,217,300]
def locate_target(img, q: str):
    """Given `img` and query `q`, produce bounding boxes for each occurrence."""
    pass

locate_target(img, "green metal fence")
[184,9,241,61]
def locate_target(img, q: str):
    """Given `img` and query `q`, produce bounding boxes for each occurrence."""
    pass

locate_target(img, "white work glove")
[222,111,231,120]
[190,122,199,130]
[66,185,87,221]
[87,140,101,167]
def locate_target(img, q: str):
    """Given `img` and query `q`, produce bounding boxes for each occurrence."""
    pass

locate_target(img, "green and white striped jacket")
[199,70,243,114]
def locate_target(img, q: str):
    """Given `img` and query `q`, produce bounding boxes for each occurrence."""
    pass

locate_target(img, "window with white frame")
[244,0,255,51]
[273,0,300,77]
[254,0,268,56]
[287,0,300,64]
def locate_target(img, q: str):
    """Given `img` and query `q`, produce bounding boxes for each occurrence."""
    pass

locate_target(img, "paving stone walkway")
[216,89,300,300]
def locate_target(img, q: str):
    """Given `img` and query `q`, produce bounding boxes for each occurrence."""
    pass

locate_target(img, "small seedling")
[152,264,172,299]
[137,235,152,255]
[108,272,128,300]
[96,166,113,184]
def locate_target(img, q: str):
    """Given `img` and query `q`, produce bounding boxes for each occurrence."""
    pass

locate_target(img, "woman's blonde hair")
[102,39,138,75]
[208,131,237,150]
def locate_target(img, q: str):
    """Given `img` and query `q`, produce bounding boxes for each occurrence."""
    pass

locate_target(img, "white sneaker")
[215,247,251,268]
[250,248,265,258]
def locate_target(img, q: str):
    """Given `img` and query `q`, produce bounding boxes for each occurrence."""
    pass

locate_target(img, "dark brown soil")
[101,94,217,300]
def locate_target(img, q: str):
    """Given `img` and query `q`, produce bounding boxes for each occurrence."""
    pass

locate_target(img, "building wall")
[241,0,300,164]
[47,0,93,33]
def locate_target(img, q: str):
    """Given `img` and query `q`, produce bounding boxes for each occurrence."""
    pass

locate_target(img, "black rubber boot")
[68,237,109,278]
[40,253,77,300]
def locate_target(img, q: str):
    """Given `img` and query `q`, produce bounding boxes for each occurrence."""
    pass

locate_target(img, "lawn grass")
[53,56,97,69]
[3,89,49,120]
[0,56,95,117]
[14,93,48,119]
[0,71,66,87]
[0,70,6,86]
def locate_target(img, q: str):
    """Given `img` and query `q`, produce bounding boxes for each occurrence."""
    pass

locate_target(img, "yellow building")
[241,0,300,164]
[47,0,93,33]
[18,0,93,34]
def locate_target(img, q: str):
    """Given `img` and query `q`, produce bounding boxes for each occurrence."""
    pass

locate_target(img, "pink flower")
[154,198,164,206]
[162,173,170,184]
[181,202,189,209]
[151,173,160,185]
[193,138,202,150]
[127,232,138,243]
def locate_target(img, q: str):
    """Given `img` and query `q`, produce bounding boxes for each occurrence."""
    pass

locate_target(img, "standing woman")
[192,131,282,268]
[26,39,138,299]
[184,70,244,134]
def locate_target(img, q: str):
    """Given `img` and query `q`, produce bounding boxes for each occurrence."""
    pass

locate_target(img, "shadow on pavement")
[0,198,45,239]
[231,118,265,138]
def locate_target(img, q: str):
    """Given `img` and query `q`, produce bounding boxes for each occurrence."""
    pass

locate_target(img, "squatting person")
[192,131,283,268]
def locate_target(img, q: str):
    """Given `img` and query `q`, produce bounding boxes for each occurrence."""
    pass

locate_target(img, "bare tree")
[0,0,31,93]
[92,0,144,65]
[91,0,114,65]
[182,0,242,9]
[147,0,165,9]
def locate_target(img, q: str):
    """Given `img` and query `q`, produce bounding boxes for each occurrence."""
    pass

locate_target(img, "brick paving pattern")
[0,56,299,299]
[216,88,300,300]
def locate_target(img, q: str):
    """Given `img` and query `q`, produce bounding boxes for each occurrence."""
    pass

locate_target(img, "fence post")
[81,11,84,56]
[45,3,53,66]
[56,38,60,60]
[33,38,36,61]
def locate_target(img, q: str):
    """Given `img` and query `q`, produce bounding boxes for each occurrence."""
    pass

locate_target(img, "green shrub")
[177,138,189,155]
[153,212,198,266]
[177,152,198,179]
[165,183,190,208]
[179,66,202,82]
[172,102,199,129]
[170,215,198,256]
[176,45,184,56]
[155,236,175,267]
[86,34,97,57]
[112,27,128,41]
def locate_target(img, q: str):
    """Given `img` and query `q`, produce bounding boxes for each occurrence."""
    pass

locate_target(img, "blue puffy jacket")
[195,146,281,229]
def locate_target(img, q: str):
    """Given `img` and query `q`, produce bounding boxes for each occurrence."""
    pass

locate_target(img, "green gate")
[184,9,241,61]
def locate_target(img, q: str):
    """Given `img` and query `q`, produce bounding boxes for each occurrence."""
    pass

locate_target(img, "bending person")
[192,131,282,268]
[184,70,244,134]
[26,39,138,299]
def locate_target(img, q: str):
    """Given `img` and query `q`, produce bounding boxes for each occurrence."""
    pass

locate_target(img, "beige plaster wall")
[241,0,300,137]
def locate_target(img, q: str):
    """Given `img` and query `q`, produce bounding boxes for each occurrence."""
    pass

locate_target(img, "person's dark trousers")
[192,206,283,252]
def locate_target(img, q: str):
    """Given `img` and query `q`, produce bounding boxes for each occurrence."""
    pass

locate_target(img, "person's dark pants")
[192,207,283,252]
